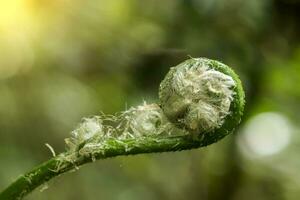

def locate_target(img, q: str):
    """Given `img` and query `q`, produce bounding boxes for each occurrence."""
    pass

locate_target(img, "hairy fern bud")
[159,58,244,139]
[0,57,245,200]
[68,58,245,152]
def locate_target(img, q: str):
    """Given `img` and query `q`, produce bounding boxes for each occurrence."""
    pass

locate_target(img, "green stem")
[0,135,210,200]
[0,57,245,199]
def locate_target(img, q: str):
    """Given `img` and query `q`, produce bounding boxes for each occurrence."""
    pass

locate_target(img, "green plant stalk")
[0,58,245,199]
[0,135,219,200]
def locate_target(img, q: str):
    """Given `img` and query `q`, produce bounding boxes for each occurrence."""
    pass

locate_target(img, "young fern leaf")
[0,58,245,200]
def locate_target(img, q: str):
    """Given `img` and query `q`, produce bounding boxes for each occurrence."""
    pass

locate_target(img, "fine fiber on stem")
[0,58,245,200]
[0,136,219,200]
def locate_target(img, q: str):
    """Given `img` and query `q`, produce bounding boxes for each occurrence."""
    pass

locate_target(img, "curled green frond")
[159,58,244,139]
[0,58,245,200]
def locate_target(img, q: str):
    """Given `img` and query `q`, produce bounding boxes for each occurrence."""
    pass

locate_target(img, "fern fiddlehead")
[0,58,245,200]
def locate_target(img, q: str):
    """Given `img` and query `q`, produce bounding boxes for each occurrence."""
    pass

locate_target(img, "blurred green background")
[0,0,300,199]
